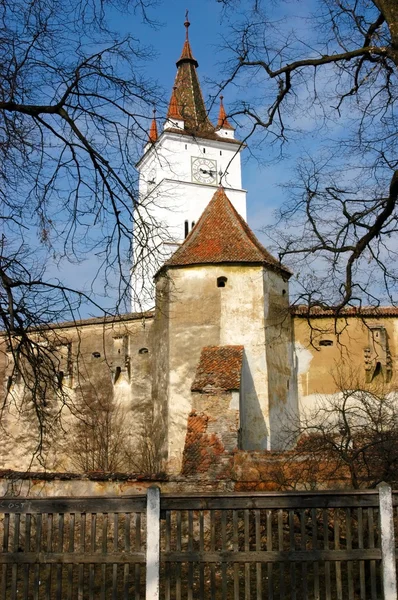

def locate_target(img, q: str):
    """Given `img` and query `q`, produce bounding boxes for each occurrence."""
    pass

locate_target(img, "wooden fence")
[1,486,397,600]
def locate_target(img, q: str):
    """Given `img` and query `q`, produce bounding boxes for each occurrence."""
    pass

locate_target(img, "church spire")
[148,108,158,142]
[168,13,215,135]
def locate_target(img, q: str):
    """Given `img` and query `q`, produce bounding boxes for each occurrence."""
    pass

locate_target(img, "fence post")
[378,482,397,600]
[146,486,160,600]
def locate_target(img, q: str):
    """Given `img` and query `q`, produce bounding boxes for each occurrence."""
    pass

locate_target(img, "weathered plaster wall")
[163,266,222,473]
[293,314,398,415]
[264,271,298,450]
[0,315,154,473]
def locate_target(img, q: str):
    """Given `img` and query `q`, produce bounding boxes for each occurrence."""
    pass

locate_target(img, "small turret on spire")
[217,96,234,130]
[148,108,158,142]
[167,87,183,121]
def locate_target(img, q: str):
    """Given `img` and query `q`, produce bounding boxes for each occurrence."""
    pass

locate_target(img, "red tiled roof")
[291,305,398,318]
[191,345,244,393]
[148,109,158,142]
[162,187,291,276]
[217,96,234,130]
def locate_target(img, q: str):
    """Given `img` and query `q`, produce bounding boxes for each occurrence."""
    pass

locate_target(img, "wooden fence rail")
[1,486,397,600]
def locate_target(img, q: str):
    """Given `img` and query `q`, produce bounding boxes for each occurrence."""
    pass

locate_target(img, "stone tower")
[132,17,247,311]
[151,187,298,474]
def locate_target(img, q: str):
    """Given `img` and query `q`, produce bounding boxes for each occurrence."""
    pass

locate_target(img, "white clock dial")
[191,157,217,185]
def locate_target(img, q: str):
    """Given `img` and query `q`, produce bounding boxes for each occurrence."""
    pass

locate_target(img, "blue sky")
[49,0,322,316]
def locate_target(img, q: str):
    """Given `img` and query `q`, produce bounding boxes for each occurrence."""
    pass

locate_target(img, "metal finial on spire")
[184,9,190,39]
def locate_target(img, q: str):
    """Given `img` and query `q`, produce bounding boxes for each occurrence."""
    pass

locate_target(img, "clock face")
[191,157,217,185]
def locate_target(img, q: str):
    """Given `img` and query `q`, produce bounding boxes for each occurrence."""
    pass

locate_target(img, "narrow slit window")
[203,148,206,153]
[191,221,195,229]
[319,340,333,347]
[184,220,189,238]
[220,151,222,156]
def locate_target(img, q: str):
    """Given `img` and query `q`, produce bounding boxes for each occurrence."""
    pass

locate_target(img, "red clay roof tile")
[191,346,244,392]
[162,187,291,276]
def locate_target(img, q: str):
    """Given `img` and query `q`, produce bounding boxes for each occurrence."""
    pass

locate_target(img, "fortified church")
[1,19,397,492]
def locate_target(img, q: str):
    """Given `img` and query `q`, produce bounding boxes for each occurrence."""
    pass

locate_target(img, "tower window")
[191,221,195,229]
[203,148,206,153]
[185,144,187,150]
[217,276,227,288]
[184,220,189,238]
[220,151,222,156]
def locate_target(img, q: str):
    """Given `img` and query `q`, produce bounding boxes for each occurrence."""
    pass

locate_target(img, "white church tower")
[132,15,247,311]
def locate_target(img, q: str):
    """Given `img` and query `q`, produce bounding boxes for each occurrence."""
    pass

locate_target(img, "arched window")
[217,276,227,288]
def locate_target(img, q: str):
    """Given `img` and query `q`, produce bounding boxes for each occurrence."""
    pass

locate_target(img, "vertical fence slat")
[233,510,239,600]
[210,510,216,600]
[278,509,284,600]
[379,483,397,600]
[11,513,20,600]
[56,513,64,600]
[221,510,227,600]
[112,513,118,600]
[165,511,171,600]
[357,507,366,600]
[244,509,250,600]
[23,513,31,600]
[101,513,108,600]
[67,513,75,600]
[323,508,331,600]
[289,510,296,600]
[1,512,9,600]
[33,513,42,600]
[146,487,160,600]
[89,513,96,600]
[368,507,377,600]
[300,509,308,600]
[78,513,85,600]
[124,513,131,600]
[45,513,53,600]
[346,508,354,600]
[176,511,182,600]
[312,508,320,600]
[266,509,273,600]
[135,512,141,600]
[188,510,194,600]
[334,509,342,600]
[255,509,262,600]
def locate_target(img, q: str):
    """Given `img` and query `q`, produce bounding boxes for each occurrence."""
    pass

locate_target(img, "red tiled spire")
[162,187,291,276]
[167,87,183,120]
[169,13,215,135]
[148,108,158,142]
[217,96,234,130]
